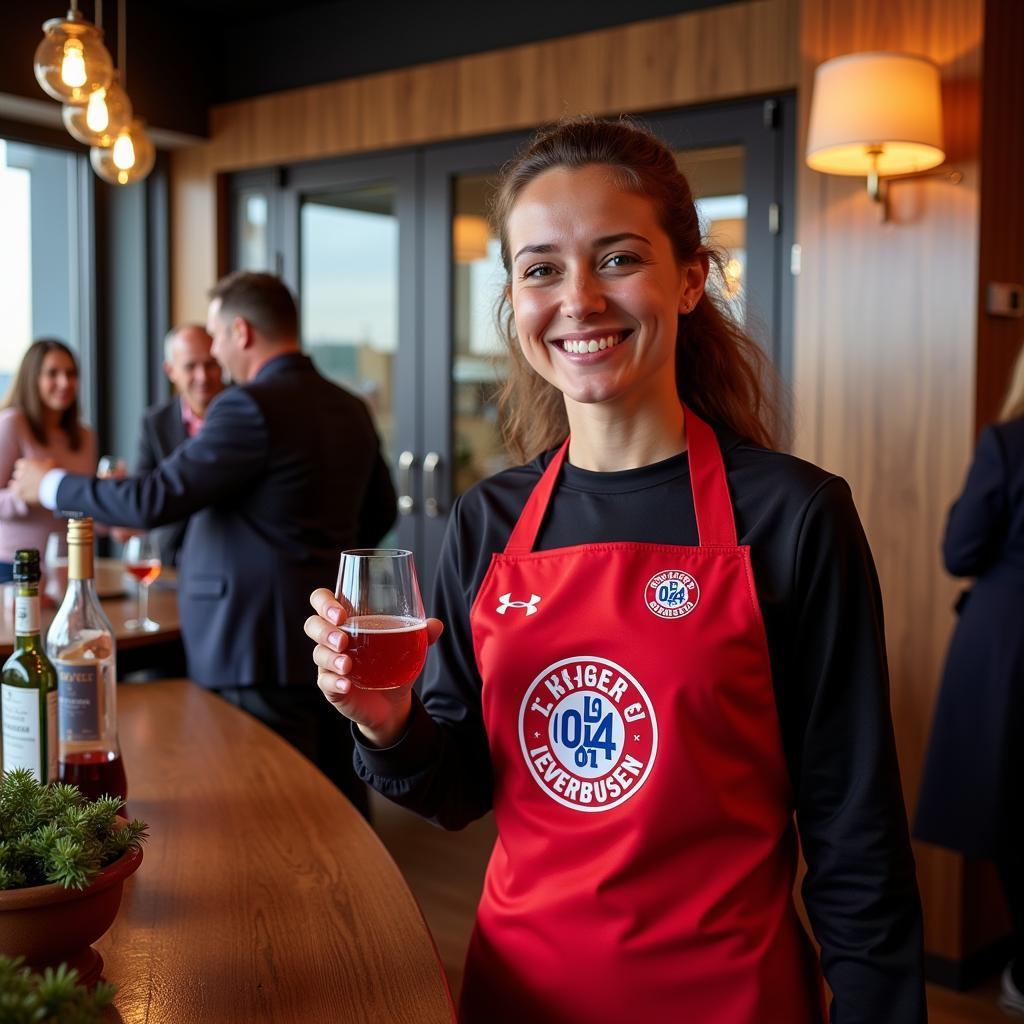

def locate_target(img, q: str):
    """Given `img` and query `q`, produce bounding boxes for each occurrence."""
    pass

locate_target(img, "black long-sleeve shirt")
[354,426,926,1023]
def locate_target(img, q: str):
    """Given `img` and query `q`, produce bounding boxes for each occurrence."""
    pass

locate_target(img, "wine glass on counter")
[335,549,428,690]
[122,533,162,632]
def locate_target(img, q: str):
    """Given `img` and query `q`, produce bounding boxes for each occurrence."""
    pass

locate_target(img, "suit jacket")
[57,352,398,687]
[942,415,1024,582]
[914,415,1024,857]
[135,396,189,567]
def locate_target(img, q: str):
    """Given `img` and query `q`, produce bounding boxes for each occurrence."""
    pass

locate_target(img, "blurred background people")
[136,324,224,567]
[914,341,1024,1015]
[13,272,397,818]
[0,339,96,582]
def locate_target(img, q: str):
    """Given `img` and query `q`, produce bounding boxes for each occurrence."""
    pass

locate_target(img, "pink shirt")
[0,407,97,563]
[180,396,205,438]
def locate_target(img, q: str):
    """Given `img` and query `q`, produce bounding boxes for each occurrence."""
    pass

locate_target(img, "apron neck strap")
[683,404,737,547]
[504,437,571,555]
[503,406,737,555]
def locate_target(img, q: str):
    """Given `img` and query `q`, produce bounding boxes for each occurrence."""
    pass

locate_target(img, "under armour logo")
[496,593,542,616]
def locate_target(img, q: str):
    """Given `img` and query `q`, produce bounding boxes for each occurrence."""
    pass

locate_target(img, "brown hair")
[999,342,1024,422]
[208,271,298,341]
[490,116,788,462]
[0,339,83,449]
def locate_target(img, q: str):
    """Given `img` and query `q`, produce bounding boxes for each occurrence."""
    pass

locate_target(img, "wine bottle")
[2,549,58,781]
[46,517,126,803]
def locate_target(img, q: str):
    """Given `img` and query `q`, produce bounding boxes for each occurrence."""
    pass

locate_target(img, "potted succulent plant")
[0,768,148,986]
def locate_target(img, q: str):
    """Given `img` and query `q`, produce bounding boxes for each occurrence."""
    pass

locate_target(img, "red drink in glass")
[59,749,127,805]
[125,560,162,586]
[342,614,427,690]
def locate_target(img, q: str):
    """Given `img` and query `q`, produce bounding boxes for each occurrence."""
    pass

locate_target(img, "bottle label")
[14,595,40,636]
[2,683,44,780]
[56,662,101,742]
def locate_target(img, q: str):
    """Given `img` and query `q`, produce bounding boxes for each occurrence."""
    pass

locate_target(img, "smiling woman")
[491,121,783,468]
[0,340,97,583]
[305,115,926,1024]
[505,164,704,467]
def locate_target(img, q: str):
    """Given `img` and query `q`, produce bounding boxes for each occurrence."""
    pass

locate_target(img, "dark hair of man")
[208,271,299,341]
[0,338,83,450]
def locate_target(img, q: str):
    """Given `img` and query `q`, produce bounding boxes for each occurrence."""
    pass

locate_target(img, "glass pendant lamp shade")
[62,74,132,146]
[34,11,114,105]
[90,118,155,185]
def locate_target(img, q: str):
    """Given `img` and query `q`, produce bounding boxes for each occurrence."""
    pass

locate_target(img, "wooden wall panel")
[171,0,799,321]
[794,0,983,961]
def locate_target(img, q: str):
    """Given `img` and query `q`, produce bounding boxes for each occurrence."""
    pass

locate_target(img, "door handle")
[397,450,416,515]
[423,451,441,518]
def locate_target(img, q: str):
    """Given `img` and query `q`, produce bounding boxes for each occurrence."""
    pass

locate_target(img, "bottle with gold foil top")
[46,517,126,803]
[2,549,58,781]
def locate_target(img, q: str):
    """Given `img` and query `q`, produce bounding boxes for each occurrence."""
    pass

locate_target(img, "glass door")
[420,98,794,586]
[281,151,420,555]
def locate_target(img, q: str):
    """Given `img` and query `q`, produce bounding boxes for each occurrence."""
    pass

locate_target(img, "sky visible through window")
[0,140,32,397]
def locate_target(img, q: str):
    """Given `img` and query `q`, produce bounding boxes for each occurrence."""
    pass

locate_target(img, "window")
[0,138,91,411]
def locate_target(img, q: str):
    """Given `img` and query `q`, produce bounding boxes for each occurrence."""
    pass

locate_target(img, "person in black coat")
[135,323,224,567]
[914,344,1024,1013]
[13,272,398,816]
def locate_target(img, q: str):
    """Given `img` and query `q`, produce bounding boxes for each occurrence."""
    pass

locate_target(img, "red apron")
[463,406,824,1023]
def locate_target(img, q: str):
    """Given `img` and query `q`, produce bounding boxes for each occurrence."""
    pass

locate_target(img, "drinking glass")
[122,534,162,632]
[335,549,427,690]
[43,530,68,605]
[97,455,127,479]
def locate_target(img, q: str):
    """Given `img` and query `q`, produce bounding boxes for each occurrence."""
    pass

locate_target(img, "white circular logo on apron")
[644,569,699,619]
[518,655,658,813]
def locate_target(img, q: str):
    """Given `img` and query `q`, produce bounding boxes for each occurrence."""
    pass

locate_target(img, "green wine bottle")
[1,549,58,781]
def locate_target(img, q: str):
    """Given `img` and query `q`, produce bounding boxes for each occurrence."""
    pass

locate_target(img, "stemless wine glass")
[335,549,427,690]
[97,455,127,479]
[122,533,162,632]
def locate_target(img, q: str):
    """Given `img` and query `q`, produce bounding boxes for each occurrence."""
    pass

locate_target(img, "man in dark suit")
[136,323,224,567]
[14,272,397,815]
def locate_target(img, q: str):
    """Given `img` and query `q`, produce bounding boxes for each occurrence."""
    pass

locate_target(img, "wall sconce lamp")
[806,51,961,221]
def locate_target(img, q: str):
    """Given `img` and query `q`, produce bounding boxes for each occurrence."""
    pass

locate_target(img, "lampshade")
[453,214,491,264]
[806,52,945,177]
[62,73,133,146]
[90,118,155,186]
[33,11,114,105]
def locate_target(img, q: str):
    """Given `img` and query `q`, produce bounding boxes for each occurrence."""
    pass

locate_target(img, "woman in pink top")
[0,339,97,581]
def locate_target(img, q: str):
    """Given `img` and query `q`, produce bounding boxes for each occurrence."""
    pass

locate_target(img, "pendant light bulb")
[112,132,135,170]
[86,89,109,131]
[90,118,155,186]
[61,38,87,88]
[34,10,114,104]
[62,73,132,147]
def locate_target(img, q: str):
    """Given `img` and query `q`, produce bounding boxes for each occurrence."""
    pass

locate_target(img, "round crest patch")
[644,569,699,619]
[518,655,658,813]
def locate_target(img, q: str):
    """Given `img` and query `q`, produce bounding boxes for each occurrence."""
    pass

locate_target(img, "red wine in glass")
[341,615,428,690]
[336,549,428,691]
[59,749,127,806]
[125,560,162,586]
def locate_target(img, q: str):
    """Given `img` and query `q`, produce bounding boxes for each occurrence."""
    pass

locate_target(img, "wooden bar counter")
[97,680,455,1023]
[0,587,181,657]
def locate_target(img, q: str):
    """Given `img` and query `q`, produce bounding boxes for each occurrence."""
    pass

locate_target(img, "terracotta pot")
[0,840,143,985]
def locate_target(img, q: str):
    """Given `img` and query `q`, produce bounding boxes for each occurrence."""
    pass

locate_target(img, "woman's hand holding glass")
[305,548,443,747]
